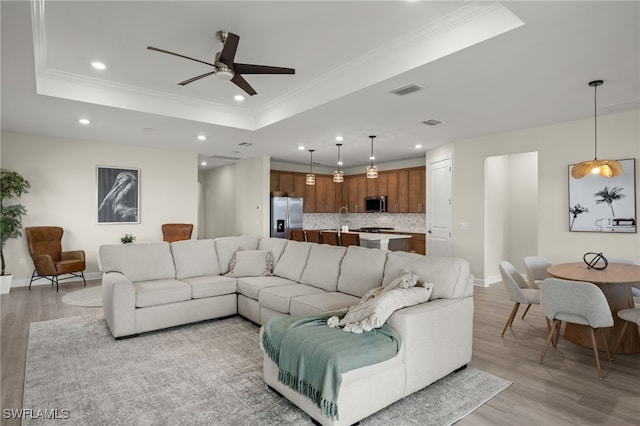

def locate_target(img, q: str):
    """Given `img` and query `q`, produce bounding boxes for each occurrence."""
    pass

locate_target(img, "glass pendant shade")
[333,143,344,183]
[306,149,315,185]
[366,135,378,179]
[572,80,623,179]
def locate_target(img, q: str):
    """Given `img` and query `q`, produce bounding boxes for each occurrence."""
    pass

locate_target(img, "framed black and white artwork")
[97,166,140,224]
[568,158,636,232]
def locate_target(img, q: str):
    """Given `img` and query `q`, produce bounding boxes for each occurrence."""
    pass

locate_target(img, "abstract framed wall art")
[568,158,636,232]
[97,166,140,224]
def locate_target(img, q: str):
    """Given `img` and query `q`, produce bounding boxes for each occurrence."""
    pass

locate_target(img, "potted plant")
[121,234,136,244]
[0,168,31,294]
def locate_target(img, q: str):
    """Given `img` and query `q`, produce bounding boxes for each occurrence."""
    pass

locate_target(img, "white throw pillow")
[361,272,419,303]
[226,250,274,278]
[328,283,433,333]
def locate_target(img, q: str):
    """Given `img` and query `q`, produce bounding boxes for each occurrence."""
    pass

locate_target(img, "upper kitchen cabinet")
[387,171,409,213]
[408,168,426,213]
[347,175,367,213]
[315,175,337,213]
[366,173,388,197]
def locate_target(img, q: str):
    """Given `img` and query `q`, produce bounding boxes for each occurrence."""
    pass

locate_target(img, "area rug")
[60,286,102,307]
[23,316,510,425]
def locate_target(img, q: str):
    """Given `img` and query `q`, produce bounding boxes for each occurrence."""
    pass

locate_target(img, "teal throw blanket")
[262,312,401,420]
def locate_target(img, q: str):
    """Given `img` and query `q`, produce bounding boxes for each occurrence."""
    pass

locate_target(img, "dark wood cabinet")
[408,169,426,213]
[347,175,366,213]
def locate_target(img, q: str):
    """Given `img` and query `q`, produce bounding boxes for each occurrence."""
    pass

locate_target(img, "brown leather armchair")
[161,223,193,243]
[25,226,86,292]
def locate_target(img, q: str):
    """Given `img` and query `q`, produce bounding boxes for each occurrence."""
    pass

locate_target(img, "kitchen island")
[353,232,411,251]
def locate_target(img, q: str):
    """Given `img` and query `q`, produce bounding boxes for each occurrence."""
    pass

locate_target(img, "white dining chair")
[498,261,542,336]
[539,278,613,380]
[523,256,553,290]
[612,308,640,355]
[607,258,640,307]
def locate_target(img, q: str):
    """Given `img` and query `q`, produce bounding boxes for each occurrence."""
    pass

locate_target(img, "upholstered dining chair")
[320,231,339,246]
[161,223,193,243]
[498,261,542,336]
[523,256,553,289]
[607,258,640,306]
[339,232,361,247]
[25,226,86,292]
[305,229,322,244]
[612,307,640,355]
[539,278,614,380]
[290,229,306,242]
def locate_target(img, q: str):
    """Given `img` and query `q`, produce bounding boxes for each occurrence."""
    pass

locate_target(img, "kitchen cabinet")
[270,171,279,193]
[315,175,338,213]
[387,171,409,213]
[347,175,366,213]
[408,169,426,213]
[387,231,426,255]
[366,173,388,197]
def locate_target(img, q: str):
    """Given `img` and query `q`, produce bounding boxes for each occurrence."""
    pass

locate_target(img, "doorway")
[484,152,538,284]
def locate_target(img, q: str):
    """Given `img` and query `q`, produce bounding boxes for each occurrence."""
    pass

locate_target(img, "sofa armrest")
[387,297,474,396]
[102,272,137,338]
[61,250,85,261]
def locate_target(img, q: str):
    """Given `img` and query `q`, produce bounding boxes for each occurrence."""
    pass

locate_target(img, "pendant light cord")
[593,81,598,161]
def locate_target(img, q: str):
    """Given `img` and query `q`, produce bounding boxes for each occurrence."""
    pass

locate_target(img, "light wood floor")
[1,281,639,425]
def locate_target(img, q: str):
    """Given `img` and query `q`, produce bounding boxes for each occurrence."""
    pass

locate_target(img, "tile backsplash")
[303,213,426,233]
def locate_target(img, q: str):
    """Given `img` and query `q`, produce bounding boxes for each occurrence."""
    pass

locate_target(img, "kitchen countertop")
[352,232,411,240]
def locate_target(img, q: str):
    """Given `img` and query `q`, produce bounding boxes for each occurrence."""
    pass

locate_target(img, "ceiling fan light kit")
[571,80,623,179]
[147,30,295,96]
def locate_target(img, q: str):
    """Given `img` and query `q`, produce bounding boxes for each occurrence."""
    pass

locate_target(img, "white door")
[427,157,453,256]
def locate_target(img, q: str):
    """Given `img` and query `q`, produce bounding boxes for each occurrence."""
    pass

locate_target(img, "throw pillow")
[328,283,433,333]
[361,272,419,303]
[226,250,274,278]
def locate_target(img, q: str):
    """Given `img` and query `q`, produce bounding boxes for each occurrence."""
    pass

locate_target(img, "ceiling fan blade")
[178,71,217,86]
[147,46,216,68]
[231,74,257,96]
[234,63,295,75]
[218,32,240,66]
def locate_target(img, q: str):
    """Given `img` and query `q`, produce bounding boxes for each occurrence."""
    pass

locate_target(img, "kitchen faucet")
[338,206,349,233]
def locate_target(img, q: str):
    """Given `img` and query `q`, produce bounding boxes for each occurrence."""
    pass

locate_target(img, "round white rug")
[61,286,102,307]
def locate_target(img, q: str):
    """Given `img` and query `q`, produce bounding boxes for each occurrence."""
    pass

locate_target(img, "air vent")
[390,84,423,96]
[422,119,444,126]
[207,155,242,161]
[238,142,252,147]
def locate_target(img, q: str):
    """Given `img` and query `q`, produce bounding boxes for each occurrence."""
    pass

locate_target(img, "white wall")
[444,109,640,280]
[1,131,199,286]
[202,156,270,238]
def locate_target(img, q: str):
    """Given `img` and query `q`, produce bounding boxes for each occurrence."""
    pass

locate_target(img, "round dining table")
[547,262,640,354]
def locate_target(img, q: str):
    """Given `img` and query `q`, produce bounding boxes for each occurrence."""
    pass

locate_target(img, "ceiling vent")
[238,142,253,147]
[422,119,444,126]
[207,154,242,161]
[389,84,423,96]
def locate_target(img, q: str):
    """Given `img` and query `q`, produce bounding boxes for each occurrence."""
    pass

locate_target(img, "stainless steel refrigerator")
[270,197,303,239]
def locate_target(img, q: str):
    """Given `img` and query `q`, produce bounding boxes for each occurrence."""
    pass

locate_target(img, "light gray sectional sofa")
[98,235,474,426]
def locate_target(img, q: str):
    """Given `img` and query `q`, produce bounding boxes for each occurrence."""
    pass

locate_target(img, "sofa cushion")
[171,239,220,279]
[214,235,260,274]
[329,284,433,333]
[300,244,347,292]
[181,275,237,299]
[382,251,424,287]
[337,246,388,297]
[259,284,326,314]
[258,237,289,264]
[237,276,299,300]
[272,241,312,282]
[289,292,361,317]
[135,279,191,308]
[410,256,471,300]
[99,242,175,283]
[226,250,274,278]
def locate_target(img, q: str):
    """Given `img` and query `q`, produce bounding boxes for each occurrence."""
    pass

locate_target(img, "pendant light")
[333,143,344,183]
[366,135,378,179]
[306,149,316,185]
[571,80,623,179]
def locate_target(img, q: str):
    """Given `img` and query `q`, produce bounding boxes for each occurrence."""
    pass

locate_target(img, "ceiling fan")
[147,30,295,96]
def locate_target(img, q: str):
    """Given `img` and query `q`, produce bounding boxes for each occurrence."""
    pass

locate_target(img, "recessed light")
[298,146,305,151]
[91,62,106,70]
[78,118,91,125]
[200,161,207,166]
[234,95,245,101]
[335,136,343,141]
[197,135,207,141]
[415,144,423,149]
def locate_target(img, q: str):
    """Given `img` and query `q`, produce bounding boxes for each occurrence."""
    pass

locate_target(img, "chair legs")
[501,302,520,337]
[521,304,532,319]
[28,270,86,292]
[612,321,630,356]
[540,319,561,363]
[588,327,608,380]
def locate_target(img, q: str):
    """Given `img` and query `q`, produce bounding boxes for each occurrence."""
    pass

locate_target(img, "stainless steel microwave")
[364,196,387,213]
